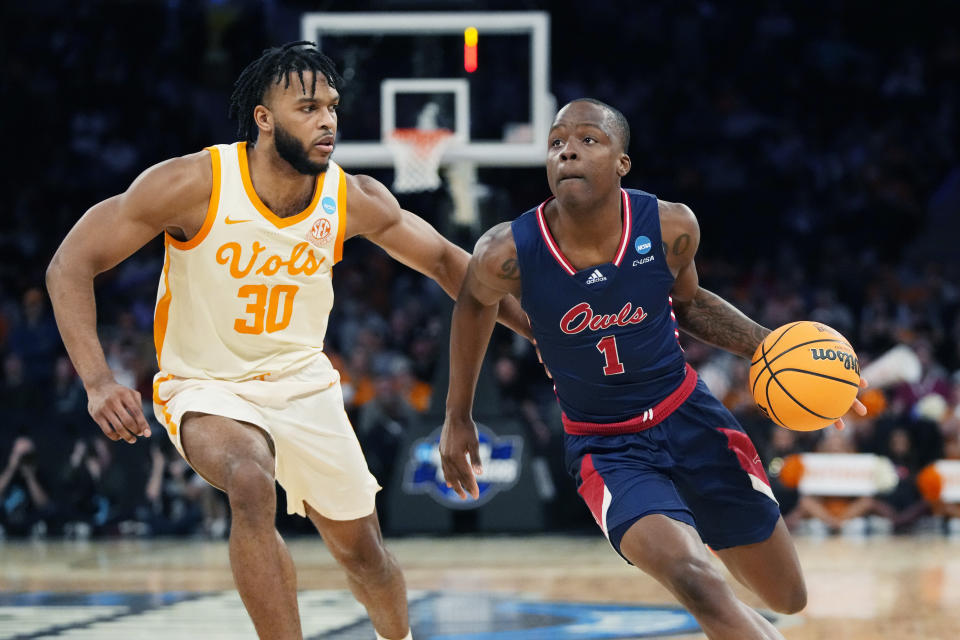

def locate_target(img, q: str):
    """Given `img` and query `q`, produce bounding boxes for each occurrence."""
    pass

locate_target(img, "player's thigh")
[619,513,715,581]
[666,396,780,550]
[713,516,805,601]
[180,411,276,491]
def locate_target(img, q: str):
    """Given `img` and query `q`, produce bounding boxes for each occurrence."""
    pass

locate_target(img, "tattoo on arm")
[497,258,520,280]
[673,288,770,359]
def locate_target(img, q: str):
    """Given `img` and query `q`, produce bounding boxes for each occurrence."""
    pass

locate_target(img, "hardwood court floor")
[1,534,958,639]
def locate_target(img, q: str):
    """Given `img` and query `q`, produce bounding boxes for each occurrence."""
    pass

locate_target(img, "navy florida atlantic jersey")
[511,188,689,425]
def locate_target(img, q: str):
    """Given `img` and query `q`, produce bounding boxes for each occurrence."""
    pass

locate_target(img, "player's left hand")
[833,377,869,431]
[439,416,483,500]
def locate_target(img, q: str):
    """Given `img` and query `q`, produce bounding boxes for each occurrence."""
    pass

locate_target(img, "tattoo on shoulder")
[498,258,521,280]
[672,234,691,256]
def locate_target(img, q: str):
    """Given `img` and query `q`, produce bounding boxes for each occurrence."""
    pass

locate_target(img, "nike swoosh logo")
[225,217,252,224]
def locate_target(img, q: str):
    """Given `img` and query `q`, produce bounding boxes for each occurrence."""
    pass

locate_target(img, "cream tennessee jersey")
[153,142,345,381]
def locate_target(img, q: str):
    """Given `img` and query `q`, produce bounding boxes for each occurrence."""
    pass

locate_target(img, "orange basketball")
[748,321,861,431]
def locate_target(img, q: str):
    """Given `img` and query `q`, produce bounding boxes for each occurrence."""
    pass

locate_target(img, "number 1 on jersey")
[596,335,625,375]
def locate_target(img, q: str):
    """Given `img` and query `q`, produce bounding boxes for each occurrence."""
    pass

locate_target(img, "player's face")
[264,70,339,175]
[545,102,629,206]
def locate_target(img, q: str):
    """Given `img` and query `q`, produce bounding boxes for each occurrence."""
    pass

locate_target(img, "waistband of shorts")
[561,363,698,436]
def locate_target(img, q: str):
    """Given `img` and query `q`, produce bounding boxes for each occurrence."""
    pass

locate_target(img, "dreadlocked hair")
[229,41,344,143]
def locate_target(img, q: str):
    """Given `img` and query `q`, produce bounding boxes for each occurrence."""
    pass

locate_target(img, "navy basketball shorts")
[564,379,781,561]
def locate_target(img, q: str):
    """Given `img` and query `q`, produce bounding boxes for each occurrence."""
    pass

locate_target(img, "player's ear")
[617,153,631,178]
[254,104,273,136]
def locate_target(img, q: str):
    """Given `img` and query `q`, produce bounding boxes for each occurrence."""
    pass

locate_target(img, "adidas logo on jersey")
[585,269,606,285]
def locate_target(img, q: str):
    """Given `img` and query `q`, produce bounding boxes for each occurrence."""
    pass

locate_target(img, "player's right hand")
[439,417,482,500]
[833,377,869,431]
[86,378,152,444]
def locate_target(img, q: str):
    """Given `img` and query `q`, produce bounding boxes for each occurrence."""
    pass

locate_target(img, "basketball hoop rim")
[388,127,455,143]
[387,128,456,159]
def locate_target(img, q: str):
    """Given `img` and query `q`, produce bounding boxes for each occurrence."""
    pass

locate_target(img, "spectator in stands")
[0,353,45,433]
[49,356,88,437]
[783,428,898,535]
[892,339,952,411]
[58,438,107,539]
[355,356,420,528]
[6,288,61,388]
[0,437,53,537]
[876,427,930,532]
[134,441,205,537]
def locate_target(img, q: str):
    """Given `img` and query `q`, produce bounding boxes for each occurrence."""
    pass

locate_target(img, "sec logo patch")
[307,217,334,246]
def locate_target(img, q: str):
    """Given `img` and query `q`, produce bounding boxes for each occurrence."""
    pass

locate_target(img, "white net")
[387,128,454,193]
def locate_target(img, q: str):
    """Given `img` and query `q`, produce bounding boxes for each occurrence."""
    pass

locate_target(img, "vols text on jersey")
[215,240,326,278]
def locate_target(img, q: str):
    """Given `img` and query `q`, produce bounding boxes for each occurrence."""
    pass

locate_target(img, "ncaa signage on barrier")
[403,424,523,508]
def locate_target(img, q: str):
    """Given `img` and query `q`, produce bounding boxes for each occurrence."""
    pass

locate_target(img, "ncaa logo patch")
[404,424,523,508]
[634,235,652,255]
[321,196,337,214]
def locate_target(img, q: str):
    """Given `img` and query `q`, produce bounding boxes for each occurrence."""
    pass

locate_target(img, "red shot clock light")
[464,27,478,73]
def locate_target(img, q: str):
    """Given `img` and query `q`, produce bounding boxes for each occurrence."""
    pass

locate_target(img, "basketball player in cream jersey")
[46,42,529,640]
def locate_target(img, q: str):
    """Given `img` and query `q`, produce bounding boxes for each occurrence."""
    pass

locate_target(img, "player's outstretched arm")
[658,199,770,360]
[344,174,532,340]
[439,222,521,500]
[661,200,867,427]
[46,151,213,443]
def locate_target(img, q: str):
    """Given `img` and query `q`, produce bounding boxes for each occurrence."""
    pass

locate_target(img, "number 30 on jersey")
[234,284,299,334]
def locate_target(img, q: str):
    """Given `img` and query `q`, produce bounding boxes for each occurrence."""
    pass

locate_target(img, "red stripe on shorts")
[562,363,698,435]
[718,427,771,487]
[577,454,606,529]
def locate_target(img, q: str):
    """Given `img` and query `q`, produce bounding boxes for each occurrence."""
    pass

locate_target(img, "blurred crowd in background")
[2,0,959,539]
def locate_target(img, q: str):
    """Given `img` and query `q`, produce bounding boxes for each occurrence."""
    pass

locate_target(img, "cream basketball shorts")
[152,353,380,520]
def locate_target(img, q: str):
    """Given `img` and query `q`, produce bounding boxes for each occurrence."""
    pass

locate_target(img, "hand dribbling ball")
[749,321,861,431]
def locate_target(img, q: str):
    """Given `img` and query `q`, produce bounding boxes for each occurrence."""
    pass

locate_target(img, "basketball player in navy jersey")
[440,99,866,639]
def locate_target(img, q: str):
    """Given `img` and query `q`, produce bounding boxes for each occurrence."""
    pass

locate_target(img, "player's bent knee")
[224,461,275,516]
[664,558,731,615]
[331,539,392,583]
[766,580,807,615]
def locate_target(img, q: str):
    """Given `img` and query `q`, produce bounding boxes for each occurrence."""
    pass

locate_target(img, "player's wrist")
[82,369,117,393]
[444,408,473,425]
